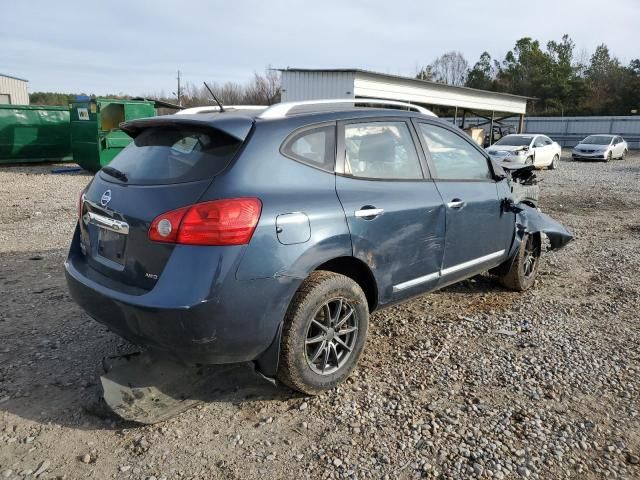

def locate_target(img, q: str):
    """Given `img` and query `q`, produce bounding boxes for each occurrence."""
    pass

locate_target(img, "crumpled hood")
[490,145,528,153]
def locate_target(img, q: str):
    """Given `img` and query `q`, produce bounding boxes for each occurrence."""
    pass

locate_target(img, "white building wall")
[0,75,29,105]
[281,71,355,102]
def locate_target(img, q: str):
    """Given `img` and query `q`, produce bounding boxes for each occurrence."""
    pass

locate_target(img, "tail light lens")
[149,198,262,246]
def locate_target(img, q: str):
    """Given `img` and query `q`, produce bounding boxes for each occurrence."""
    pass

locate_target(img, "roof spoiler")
[119,115,254,142]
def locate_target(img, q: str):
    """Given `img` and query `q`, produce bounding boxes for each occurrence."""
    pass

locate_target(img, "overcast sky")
[2,0,639,96]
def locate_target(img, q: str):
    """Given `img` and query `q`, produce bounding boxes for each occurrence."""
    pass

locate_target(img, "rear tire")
[525,156,534,166]
[606,151,612,162]
[277,271,369,395]
[621,149,628,160]
[549,154,559,170]
[497,233,541,291]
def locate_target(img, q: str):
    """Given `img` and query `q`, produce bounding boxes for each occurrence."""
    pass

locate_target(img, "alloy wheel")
[304,298,358,375]
[522,235,539,277]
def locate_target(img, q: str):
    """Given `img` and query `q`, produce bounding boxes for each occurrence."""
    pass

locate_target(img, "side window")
[543,136,553,145]
[281,124,335,171]
[343,121,423,180]
[417,123,492,180]
[534,137,546,147]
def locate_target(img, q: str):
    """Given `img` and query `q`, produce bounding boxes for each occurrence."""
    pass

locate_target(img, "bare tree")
[429,51,469,86]
[244,69,281,105]
[415,65,434,81]
[149,69,281,109]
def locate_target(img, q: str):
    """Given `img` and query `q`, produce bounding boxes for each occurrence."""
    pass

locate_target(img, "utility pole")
[176,70,182,106]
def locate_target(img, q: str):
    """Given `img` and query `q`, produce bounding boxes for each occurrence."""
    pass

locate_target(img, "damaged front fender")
[505,201,574,256]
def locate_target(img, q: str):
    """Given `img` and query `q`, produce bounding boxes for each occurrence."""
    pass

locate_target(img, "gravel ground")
[1,151,639,479]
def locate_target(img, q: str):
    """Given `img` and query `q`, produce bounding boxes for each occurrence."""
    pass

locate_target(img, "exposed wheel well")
[315,257,378,312]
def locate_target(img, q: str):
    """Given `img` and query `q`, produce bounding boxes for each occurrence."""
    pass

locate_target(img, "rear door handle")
[447,199,466,209]
[355,207,384,219]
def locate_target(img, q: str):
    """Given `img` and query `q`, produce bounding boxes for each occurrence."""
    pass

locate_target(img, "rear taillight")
[149,198,262,246]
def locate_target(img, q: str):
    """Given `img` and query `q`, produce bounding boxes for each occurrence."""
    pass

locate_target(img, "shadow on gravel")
[0,249,296,431]
[439,274,508,295]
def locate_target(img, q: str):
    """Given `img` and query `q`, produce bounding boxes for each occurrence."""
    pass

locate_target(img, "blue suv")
[65,100,572,394]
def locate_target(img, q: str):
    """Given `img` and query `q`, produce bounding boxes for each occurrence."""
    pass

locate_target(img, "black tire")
[549,154,559,170]
[621,149,628,160]
[497,233,541,291]
[277,271,369,395]
[606,151,612,162]
[525,156,534,166]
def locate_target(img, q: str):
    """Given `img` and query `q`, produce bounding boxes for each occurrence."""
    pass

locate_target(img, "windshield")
[494,135,533,147]
[581,135,612,145]
[103,126,243,185]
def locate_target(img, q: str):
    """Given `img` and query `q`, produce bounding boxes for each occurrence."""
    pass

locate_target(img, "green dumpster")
[70,98,155,171]
[0,104,72,164]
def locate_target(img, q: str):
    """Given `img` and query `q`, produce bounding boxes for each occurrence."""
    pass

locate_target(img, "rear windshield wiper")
[101,166,128,183]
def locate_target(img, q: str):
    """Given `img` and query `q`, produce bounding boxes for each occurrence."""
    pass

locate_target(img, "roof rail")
[176,105,266,115]
[258,98,437,119]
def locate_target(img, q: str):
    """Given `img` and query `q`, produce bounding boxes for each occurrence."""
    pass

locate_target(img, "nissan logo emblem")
[100,190,112,207]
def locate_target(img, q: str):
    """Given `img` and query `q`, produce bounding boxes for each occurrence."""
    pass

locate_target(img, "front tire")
[549,154,559,170]
[277,271,369,395]
[606,151,612,162]
[621,149,628,160]
[497,233,541,291]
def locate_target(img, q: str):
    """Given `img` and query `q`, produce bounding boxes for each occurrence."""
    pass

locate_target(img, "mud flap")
[99,352,280,424]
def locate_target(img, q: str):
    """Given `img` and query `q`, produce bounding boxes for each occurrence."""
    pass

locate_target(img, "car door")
[613,137,622,157]
[413,120,515,287]
[532,136,549,166]
[542,136,557,165]
[335,118,446,304]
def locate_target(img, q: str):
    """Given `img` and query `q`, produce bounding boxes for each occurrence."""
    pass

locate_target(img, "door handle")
[447,199,466,209]
[355,207,384,219]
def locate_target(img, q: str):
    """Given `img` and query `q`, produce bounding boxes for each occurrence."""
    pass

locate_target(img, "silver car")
[486,134,561,169]
[572,135,628,161]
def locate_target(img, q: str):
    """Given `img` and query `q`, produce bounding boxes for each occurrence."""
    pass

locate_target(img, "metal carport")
[280,68,532,141]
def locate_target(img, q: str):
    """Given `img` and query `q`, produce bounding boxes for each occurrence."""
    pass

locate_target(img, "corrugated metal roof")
[279,68,534,101]
[0,73,28,82]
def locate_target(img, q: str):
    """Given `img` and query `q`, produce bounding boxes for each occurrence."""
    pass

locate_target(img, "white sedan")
[571,135,628,161]
[486,134,562,169]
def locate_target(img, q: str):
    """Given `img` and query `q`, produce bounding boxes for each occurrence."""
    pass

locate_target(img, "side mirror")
[523,145,529,151]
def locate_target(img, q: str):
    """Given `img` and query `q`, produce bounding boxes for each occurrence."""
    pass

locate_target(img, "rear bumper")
[65,238,300,365]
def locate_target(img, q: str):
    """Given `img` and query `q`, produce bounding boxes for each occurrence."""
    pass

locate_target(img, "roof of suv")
[121,102,442,142]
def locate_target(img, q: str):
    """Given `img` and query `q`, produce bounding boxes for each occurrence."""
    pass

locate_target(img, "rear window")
[104,126,243,185]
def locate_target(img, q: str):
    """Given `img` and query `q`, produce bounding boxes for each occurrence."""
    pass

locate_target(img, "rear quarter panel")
[202,121,352,282]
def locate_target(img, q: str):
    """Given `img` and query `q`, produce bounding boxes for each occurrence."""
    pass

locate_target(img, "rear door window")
[343,121,423,180]
[103,126,243,185]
